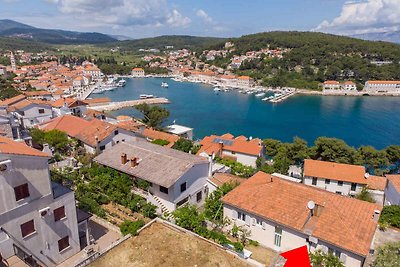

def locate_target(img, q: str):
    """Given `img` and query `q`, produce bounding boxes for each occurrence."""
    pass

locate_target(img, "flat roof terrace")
[89,220,251,267]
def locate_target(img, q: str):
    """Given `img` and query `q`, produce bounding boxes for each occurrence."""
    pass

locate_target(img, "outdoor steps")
[152,195,173,220]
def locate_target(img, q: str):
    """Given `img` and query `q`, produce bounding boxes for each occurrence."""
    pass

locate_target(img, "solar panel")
[212,138,233,146]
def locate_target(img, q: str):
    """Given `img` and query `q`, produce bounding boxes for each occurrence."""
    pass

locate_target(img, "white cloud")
[47,0,191,28]
[196,9,213,23]
[315,0,400,34]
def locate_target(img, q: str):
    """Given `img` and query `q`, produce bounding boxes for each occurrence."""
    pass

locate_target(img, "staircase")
[152,195,173,220]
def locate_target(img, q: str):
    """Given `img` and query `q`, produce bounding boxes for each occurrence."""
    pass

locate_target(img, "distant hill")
[108,34,133,41]
[0,37,51,52]
[0,19,117,44]
[352,31,400,44]
[103,35,226,51]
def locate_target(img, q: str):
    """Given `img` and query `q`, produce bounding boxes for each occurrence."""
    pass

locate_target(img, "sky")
[1,0,399,38]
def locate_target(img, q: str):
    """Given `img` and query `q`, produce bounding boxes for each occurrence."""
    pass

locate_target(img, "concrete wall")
[384,180,400,205]
[223,150,258,167]
[223,204,365,267]
[304,176,364,196]
[0,153,80,266]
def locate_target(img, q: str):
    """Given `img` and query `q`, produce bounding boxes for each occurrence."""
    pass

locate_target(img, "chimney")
[218,141,224,157]
[130,157,138,168]
[121,153,127,165]
[208,155,213,177]
[314,204,324,217]
[373,210,380,222]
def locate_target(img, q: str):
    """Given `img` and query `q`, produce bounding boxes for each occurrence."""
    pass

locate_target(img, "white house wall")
[304,176,364,196]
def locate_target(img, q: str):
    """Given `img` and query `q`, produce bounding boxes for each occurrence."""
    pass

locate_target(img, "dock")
[89,97,170,111]
[269,91,297,103]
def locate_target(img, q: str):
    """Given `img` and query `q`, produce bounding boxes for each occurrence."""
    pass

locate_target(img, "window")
[54,206,66,221]
[312,178,317,185]
[160,186,168,194]
[231,151,236,155]
[38,109,45,114]
[196,191,202,202]
[325,179,330,184]
[328,248,341,258]
[338,181,343,186]
[351,183,357,191]
[14,184,30,201]
[114,130,119,135]
[274,226,282,247]
[180,182,187,193]
[58,236,70,252]
[237,211,246,221]
[99,145,105,151]
[335,191,342,195]
[256,218,262,226]
[176,197,188,207]
[21,220,35,238]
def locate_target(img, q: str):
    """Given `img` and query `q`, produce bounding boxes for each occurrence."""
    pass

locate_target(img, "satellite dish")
[307,201,315,210]
[364,173,370,179]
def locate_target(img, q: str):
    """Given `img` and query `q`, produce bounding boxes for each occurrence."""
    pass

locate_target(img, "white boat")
[239,90,246,94]
[214,87,221,92]
[255,93,265,97]
[161,82,169,88]
[140,94,155,99]
[117,79,126,87]
[262,97,269,101]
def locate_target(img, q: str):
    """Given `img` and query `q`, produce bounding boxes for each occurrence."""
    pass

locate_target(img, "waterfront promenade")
[89,97,170,111]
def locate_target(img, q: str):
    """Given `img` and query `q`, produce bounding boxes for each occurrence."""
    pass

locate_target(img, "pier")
[89,97,170,111]
[269,91,297,103]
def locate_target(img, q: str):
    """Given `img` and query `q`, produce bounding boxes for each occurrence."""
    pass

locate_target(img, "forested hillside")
[205,31,400,89]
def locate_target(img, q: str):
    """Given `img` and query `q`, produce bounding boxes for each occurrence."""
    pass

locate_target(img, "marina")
[90,77,400,148]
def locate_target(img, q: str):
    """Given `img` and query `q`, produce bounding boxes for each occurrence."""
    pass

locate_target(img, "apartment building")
[0,137,81,267]
[364,81,400,93]
[222,172,381,267]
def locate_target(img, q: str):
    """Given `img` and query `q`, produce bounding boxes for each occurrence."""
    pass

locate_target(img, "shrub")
[309,250,344,267]
[249,239,259,246]
[379,205,400,228]
[151,139,170,146]
[374,241,400,267]
[135,179,151,190]
[140,203,157,219]
[355,187,376,203]
[119,220,145,236]
[233,242,244,252]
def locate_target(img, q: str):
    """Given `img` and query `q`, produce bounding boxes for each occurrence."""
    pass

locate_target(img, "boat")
[238,90,246,94]
[262,97,269,101]
[140,94,155,99]
[255,93,265,97]
[117,79,126,87]
[161,82,169,88]
[214,87,221,92]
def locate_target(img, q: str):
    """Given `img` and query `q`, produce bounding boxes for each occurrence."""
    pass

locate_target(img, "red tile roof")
[222,171,381,257]
[197,134,263,157]
[0,137,48,157]
[209,173,246,187]
[304,159,367,184]
[367,175,387,191]
[0,94,26,106]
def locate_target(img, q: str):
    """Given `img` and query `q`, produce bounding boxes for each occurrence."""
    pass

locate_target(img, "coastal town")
[0,43,399,267]
[0,1,400,265]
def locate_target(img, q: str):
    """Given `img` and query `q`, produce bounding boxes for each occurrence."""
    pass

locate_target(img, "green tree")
[204,182,238,223]
[172,138,193,153]
[385,145,400,164]
[309,250,344,267]
[262,138,282,157]
[173,205,204,231]
[44,130,71,153]
[135,103,170,129]
[379,205,400,228]
[373,241,400,267]
[312,137,356,164]
[287,137,309,163]
[355,187,375,203]
[357,146,389,173]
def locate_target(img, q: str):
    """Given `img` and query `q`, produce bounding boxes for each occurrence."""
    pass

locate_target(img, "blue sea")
[90,78,400,149]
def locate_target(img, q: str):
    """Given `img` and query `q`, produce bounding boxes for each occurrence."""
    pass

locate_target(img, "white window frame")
[274,226,282,248]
